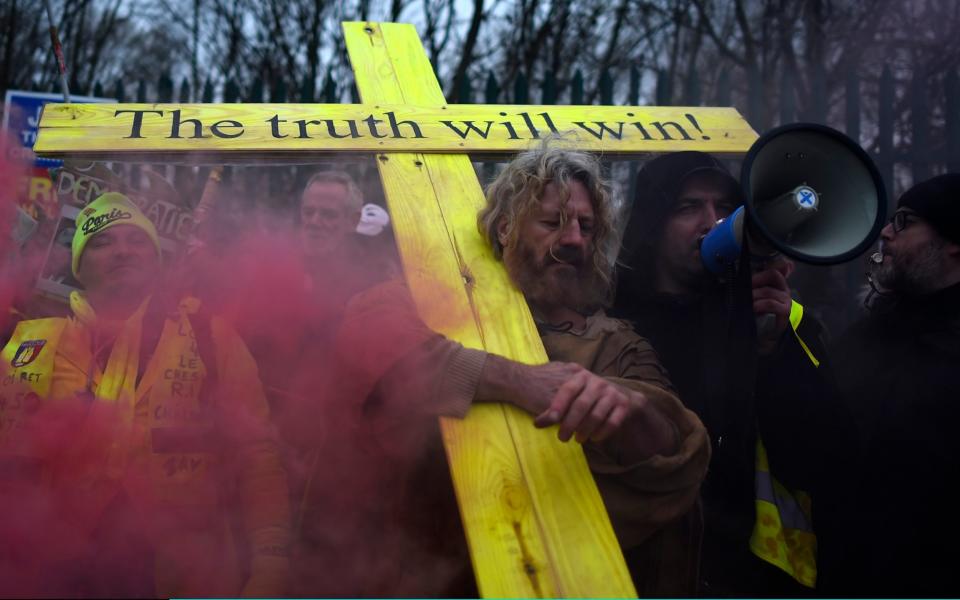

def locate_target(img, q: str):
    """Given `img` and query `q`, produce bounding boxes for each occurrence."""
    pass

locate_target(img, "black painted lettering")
[385,111,424,138]
[325,119,362,138]
[572,121,625,139]
[499,121,521,140]
[440,120,494,139]
[363,115,388,138]
[538,112,559,134]
[651,121,692,140]
[168,109,208,139]
[631,122,653,140]
[295,119,322,139]
[210,119,244,138]
[685,113,710,139]
[267,114,288,138]
[115,109,164,139]
[519,112,540,138]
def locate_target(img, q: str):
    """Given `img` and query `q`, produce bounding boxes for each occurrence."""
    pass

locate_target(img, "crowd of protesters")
[0,146,958,598]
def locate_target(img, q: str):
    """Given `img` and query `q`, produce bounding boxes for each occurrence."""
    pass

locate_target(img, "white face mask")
[356,203,390,236]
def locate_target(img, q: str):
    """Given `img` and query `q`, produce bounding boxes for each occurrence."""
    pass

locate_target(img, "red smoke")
[1,159,475,598]
[0,133,39,335]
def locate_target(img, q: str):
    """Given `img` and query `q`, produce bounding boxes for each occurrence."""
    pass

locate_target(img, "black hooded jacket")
[611,152,852,595]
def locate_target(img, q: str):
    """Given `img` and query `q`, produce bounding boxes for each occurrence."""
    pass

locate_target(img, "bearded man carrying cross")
[303,146,709,596]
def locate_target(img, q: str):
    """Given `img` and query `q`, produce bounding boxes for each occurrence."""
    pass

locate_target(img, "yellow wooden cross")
[346,22,636,598]
[36,21,758,597]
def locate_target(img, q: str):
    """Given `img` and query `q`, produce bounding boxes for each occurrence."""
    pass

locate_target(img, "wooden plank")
[35,102,757,157]
[422,154,635,593]
[374,151,559,597]
[347,20,560,597]
[366,23,636,595]
[345,21,637,598]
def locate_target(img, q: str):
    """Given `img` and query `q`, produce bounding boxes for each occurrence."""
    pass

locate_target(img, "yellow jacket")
[0,295,290,597]
[749,300,820,589]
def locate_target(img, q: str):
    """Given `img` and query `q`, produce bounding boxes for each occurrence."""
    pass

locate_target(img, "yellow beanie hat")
[72,192,162,277]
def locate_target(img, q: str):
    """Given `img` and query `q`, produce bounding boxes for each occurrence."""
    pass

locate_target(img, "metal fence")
[50,62,960,335]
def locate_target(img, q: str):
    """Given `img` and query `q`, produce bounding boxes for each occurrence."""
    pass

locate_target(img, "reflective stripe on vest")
[750,439,817,588]
[0,308,220,508]
[749,300,818,588]
[788,300,819,368]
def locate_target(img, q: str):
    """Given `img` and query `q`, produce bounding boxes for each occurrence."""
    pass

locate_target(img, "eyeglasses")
[889,211,919,233]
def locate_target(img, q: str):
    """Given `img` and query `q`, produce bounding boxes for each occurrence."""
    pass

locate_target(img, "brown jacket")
[302,282,709,596]
[540,313,710,597]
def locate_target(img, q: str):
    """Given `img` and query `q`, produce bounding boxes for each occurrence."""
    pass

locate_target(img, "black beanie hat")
[897,173,960,244]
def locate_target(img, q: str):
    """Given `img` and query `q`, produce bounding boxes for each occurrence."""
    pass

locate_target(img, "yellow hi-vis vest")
[0,300,242,596]
[749,300,819,589]
[0,318,68,483]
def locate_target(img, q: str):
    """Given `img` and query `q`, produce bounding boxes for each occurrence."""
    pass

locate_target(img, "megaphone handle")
[751,254,788,353]
[756,312,778,338]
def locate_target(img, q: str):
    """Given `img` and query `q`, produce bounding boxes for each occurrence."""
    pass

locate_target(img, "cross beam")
[35,102,755,159]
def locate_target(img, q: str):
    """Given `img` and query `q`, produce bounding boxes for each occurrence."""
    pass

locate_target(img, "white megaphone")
[701,123,887,274]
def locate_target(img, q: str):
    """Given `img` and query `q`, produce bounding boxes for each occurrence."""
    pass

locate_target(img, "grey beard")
[876,239,946,295]
[504,248,606,314]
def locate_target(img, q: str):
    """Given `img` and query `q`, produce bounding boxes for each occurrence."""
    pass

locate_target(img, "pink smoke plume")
[0,133,39,336]
[1,158,476,598]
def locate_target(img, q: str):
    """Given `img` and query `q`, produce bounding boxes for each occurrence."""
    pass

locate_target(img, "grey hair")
[478,145,619,295]
[302,170,364,213]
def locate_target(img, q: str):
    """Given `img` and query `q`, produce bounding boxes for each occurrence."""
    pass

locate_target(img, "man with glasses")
[829,173,960,595]
[874,204,958,294]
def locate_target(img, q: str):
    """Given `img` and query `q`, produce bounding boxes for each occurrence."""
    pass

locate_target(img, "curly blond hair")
[478,146,618,301]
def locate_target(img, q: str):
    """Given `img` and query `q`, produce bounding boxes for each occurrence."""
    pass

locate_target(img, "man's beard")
[875,238,946,295]
[503,242,608,315]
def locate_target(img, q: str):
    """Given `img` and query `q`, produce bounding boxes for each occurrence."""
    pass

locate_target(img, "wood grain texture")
[345,21,637,598]
[35,102,757,157]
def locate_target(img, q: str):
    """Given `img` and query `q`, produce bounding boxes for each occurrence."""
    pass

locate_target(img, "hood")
[619,151,741,267]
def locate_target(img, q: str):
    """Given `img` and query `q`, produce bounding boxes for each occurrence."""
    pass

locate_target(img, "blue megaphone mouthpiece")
[700,205,746,274]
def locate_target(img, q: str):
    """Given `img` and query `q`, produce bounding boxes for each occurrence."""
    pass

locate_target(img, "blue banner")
[2,90,110,168]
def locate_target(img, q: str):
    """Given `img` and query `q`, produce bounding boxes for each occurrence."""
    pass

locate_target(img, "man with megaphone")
[613,146,860,596]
